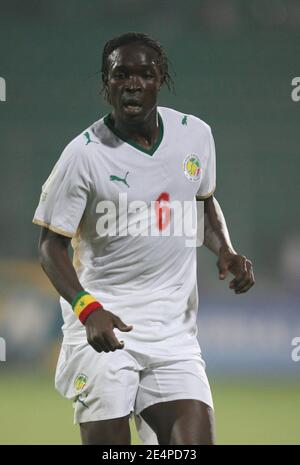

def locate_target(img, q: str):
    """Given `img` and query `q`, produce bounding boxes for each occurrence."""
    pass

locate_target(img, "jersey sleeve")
[32,141,90,238]
[196,127,216,199]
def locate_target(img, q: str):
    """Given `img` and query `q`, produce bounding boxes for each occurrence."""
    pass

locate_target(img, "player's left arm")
[198,194,255,294]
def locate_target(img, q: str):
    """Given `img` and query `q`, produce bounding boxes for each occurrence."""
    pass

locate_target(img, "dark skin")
[105,43,162,149]
[38,42,254,445]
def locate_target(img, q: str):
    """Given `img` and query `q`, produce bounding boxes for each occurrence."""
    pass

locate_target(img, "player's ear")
[157,76,163,91]
[104,83,111,104]
[101,73,111,103]
[106,88,111,104]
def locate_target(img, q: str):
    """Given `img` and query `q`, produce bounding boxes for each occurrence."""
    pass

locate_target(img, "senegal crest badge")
[74,373,88,392]
[183,154,202,182]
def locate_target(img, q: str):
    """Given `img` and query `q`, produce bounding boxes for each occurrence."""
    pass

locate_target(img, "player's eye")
[114,72,126,79]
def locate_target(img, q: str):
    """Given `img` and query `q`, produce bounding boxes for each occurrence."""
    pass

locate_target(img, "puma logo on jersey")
[74,394,89,409]
[84,131,99,145]
[110,171,130,188]
[181,115,188,125]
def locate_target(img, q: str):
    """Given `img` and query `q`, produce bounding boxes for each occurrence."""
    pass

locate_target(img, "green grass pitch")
[0,372,299,444]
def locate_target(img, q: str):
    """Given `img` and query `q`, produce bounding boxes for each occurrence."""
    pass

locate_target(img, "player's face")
[105,43,163,124]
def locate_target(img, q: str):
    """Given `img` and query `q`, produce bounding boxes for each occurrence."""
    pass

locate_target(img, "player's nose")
[124,74,142,91]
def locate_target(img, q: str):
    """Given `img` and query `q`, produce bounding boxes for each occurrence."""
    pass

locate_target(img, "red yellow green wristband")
[72,291,103,324]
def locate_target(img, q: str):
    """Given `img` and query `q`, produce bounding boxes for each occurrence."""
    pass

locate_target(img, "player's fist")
[85,309,133,353]
[217,245,255,294]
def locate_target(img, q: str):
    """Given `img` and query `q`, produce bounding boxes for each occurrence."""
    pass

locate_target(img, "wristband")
[72,291,103,325]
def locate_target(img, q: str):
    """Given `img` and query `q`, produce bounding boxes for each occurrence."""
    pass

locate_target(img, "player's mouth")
[122,100,143,115]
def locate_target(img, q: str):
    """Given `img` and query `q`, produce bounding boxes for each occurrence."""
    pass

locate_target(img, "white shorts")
[55,340,213,444]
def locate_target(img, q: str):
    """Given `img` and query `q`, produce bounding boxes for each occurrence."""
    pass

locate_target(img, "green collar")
[103,112,164,156]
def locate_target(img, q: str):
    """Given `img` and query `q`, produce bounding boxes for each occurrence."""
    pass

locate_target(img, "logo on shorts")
[74,392,89,409]
[183,154,202,182]
[74,373,88,392]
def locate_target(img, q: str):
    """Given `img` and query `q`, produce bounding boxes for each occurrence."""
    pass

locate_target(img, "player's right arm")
[38,227,82,303]
[38,227,133,352]
[34,140,132,353]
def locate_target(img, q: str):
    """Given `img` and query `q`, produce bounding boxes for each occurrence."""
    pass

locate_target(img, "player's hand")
[217,245,255,294]
[85,309,133,353]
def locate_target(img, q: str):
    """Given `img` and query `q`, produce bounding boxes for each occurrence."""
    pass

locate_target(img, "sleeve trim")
[32,218,75,238]
[196,187,216,200]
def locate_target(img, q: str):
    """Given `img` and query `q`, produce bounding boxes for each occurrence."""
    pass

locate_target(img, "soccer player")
[33,32,254,445]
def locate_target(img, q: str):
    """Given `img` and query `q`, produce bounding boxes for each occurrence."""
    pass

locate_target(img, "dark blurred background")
[0,0,299,444]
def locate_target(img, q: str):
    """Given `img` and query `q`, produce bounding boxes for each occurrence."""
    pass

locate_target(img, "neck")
[111,107,159,149]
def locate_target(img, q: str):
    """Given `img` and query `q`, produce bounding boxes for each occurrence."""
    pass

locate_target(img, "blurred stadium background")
[0,0,299,444]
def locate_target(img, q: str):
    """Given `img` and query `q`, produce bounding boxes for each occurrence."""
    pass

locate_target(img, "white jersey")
[33,106,216,349]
